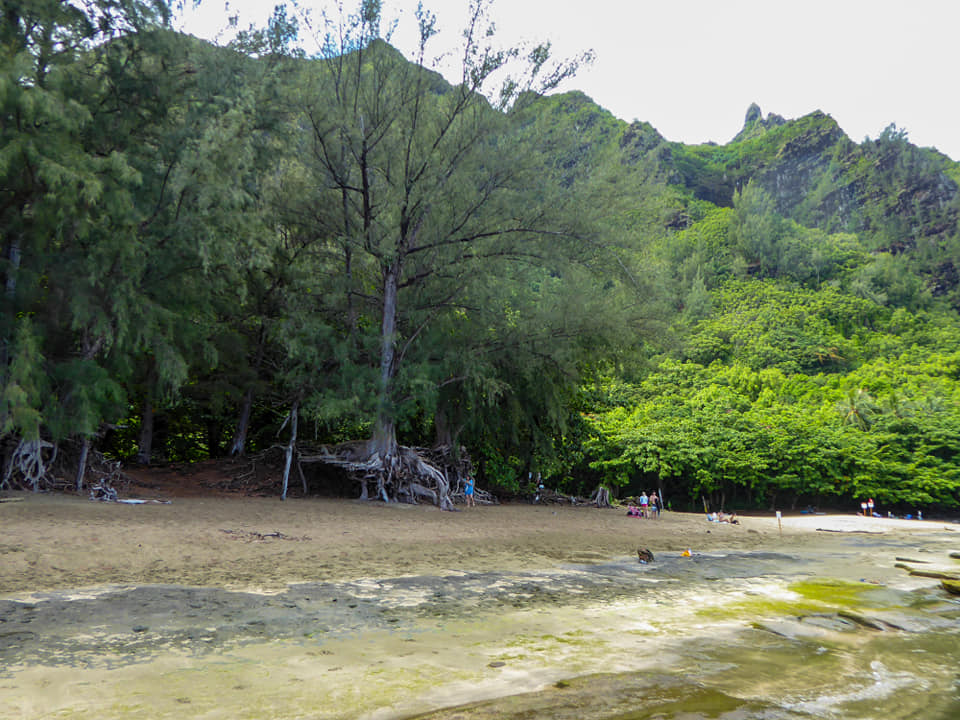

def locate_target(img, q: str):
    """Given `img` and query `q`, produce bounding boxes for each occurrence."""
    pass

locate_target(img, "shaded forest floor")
[120,456,296,498]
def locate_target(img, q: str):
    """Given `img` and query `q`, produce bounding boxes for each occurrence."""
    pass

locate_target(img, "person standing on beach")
[639,491,649,518]
[464,476,476,507]
[649,492,660,518]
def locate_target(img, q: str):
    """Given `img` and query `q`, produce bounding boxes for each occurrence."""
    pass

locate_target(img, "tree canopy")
[3,2,960,513]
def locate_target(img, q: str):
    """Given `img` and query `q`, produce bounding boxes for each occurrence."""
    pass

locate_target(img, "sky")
[175,0,959,161]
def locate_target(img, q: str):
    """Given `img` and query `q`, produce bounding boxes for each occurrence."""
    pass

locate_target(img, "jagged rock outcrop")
[733,102,786,142]
[677,106,959,250]
[751,111,853,224]
[618,120,683,186]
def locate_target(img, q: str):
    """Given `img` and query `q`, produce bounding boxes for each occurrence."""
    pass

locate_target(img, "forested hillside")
[3,1,960,512]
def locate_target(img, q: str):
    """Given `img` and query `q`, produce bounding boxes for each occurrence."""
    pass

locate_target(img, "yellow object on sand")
[681,549,692,557]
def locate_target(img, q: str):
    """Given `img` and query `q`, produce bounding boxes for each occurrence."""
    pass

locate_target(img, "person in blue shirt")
[464,476,475,507]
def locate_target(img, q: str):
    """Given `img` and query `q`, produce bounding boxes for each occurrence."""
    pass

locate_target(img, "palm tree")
[837,389,878,430]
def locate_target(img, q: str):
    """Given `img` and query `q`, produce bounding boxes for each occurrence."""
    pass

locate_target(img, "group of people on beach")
[626,491,660,518]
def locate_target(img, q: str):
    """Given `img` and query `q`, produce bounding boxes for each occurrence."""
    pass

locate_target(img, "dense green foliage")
[3,1,960,511]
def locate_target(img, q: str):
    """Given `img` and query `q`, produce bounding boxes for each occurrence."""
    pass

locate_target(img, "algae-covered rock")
[941,578,960,596]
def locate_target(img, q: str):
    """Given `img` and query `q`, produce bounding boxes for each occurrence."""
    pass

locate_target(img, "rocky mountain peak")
[734,103,787,142]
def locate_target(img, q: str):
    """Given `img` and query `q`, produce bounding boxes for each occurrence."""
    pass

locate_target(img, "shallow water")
[2,531,958,719]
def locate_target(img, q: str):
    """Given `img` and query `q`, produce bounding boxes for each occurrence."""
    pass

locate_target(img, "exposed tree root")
[533,488,587,505]
[2,438,55,491]
[0,431,487,513]
[298,441,488,510]
[1,436,126,494]
[591,485,612,508]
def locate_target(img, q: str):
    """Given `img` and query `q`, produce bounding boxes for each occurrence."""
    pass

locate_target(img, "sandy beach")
[0,491,749,595]
[1,480,954,596]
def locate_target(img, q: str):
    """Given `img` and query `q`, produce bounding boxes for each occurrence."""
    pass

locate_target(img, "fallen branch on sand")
[220,528,311,542]
[89,481,170,504]
[816,528,884,534]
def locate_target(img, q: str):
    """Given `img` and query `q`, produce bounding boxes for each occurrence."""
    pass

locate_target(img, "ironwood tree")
[268,0,598,506]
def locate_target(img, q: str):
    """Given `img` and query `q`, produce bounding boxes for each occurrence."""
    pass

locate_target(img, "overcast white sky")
[176,0,959,160]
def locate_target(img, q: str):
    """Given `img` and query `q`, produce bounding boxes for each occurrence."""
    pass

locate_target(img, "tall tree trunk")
[377,262,400,401]
[280,399,299,501]
[75,436,90,492]
[369,415,397,502]
[369,261,402,501]
[136,394,154,465]
[229,387,254,457]
[229,326,266,457]
[4,235,19,301]
[434,408,453,450]
[1,234,21,371]
[72,333,104,488]
[342,185,358,338]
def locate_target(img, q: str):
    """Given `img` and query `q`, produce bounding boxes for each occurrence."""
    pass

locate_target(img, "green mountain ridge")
[554,92,958,249]
[525,89,960,300]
